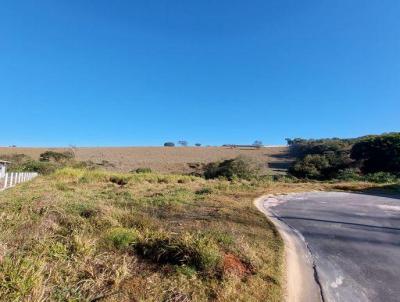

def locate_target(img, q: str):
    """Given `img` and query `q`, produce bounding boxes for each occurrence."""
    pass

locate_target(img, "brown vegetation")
[0,146,290,174]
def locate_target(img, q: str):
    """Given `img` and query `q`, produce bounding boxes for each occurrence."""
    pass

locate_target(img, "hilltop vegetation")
[287,133,400,181]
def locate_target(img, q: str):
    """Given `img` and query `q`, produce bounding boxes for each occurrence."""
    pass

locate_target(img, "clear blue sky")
[0,1,399,146]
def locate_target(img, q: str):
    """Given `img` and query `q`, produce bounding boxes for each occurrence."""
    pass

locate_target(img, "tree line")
[287,133,400,182]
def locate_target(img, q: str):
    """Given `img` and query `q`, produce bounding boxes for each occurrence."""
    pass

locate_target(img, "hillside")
[0,146,291,174]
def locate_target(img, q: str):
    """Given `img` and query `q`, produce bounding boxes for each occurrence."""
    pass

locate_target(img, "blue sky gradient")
[0,1,399,146]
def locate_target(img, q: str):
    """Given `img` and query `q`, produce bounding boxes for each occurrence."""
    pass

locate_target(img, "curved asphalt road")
[264,192,400,302]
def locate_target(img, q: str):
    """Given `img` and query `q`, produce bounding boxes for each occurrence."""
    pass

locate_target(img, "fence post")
[3,173,8,189]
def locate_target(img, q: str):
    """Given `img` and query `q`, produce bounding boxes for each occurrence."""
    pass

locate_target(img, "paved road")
[264,192,400,302]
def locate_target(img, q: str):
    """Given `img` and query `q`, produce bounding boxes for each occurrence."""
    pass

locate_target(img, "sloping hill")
[0,146,291,174]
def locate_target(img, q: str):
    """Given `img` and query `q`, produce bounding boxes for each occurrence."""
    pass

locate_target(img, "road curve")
[256,192,400,302]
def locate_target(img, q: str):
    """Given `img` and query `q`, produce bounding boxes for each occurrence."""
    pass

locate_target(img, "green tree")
[351,133,400,174]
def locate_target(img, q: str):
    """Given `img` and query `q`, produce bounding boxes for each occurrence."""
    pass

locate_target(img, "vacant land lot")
[0,167,388,301]
[0,146,290,174]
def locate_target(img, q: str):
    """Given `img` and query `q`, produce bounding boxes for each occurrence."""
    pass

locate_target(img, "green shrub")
[286,138,354,157]
[287,133,400,180]
[18,160,58,175]
[204,156,260,180]
[289,154,330,179]
[336,168,362,181]
[133,167,152,173]
[351,133,400,174]
[39,150,74,163]
[363,172,398,183]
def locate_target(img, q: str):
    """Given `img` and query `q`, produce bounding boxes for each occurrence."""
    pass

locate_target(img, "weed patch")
[134,233,221,273]
[104,227,140,250]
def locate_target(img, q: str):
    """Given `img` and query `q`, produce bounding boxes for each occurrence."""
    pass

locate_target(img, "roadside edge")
[254,195,323,302]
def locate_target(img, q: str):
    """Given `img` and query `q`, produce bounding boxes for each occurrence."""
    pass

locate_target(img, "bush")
[290,152,354,180]
[134,167,152,173]
[289,154,330,179]
[363,172,398,183]
[39,150,75,163]
[286,134,400,181]
[286,138,354,158]
[336,168,362,181]
[351,133,400,174]
[18,160,58,175]
[164,142,175,147]
[204,156,260,180]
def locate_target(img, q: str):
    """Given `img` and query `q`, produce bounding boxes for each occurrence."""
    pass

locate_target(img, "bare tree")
[178,140,188,147]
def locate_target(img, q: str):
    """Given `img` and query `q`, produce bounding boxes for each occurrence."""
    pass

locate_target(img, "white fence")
[1,172,38,190]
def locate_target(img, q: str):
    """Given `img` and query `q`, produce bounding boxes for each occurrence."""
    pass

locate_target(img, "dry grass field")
[0,146,291,174]
[0,166,390,301]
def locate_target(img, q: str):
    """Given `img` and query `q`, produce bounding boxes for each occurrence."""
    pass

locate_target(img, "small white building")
[0,160,10,178]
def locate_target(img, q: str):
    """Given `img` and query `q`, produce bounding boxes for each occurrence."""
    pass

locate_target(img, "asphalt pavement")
[264,192,400,302]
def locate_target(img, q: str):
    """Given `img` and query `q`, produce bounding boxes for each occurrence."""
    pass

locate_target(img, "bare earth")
[0,146,291,174]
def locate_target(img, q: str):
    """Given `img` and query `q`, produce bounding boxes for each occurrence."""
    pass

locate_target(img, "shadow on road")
[360,184,400,199]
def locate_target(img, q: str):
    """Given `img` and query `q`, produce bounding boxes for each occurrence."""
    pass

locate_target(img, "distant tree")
[195,143,202,147]
[164,142,175,147]
[178,140,188,147]
[253,140,263,148]
[285,138,293,145]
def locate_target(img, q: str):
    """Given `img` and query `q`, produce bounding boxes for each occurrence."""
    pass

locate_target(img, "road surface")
[259,192,400,302]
